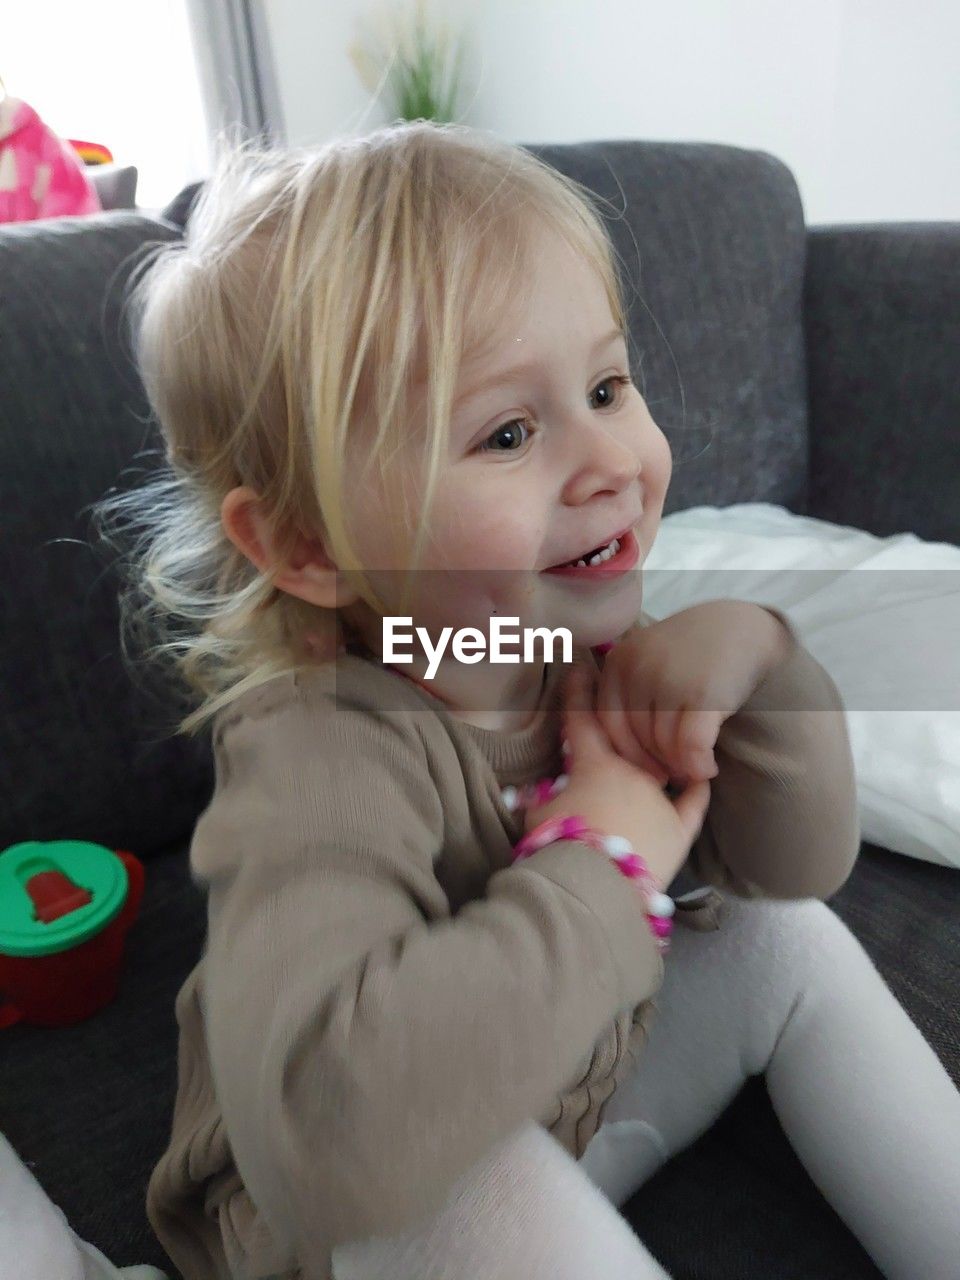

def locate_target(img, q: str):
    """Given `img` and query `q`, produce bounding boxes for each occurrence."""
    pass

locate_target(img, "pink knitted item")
[0,96,101,224]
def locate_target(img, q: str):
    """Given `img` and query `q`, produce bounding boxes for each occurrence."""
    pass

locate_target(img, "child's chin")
[565,605,645,651]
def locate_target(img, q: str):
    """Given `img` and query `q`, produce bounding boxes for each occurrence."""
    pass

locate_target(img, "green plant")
[349,0,467,124]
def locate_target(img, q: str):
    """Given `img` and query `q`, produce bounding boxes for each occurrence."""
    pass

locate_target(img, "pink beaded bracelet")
[512,814,675,954]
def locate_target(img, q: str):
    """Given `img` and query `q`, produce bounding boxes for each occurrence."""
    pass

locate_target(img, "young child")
[91,122,959,1280]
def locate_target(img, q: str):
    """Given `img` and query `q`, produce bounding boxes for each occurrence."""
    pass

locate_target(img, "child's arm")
[197,677,665,1268]
[672,605,862,900]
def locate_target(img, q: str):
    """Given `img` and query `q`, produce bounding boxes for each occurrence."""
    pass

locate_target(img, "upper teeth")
[568,536,620,568]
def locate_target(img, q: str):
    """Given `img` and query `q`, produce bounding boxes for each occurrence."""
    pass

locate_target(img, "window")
[4,1,210,211]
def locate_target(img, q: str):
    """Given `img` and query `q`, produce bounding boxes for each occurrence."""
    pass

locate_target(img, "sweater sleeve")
[197,676,664,1269]
[654,604,861,901]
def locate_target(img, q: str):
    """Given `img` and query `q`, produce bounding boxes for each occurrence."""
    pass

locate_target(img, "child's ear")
[220,486,360,609]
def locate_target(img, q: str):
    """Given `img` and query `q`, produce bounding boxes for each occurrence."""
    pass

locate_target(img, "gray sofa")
[1,140,957,1278]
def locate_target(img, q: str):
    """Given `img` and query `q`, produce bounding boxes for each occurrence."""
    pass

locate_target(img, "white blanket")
[641,503,960,870]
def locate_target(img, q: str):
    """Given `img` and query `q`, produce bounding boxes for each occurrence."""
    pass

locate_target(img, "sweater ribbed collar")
[344,640,594,781]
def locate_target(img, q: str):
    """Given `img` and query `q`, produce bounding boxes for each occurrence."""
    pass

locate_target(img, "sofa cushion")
[805,224,960,547]
[0,212,215,860]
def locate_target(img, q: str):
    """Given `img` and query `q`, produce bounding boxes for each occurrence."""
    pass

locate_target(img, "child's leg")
[332,1120,674,1280]
[0,1129,87,1280]
[579,895,960,1280]
[0,1130,168,1280]
[73,1233,170,1280]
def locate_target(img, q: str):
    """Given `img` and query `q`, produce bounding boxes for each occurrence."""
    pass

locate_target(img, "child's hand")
[524,664,712,890]
[595,601,793,787]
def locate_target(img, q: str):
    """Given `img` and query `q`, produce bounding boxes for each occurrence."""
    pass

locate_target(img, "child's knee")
[720,892,838,943]
[719,893,865,989]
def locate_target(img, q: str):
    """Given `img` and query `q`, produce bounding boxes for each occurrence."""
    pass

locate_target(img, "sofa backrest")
[0,141,810,859]
[0,210,213,860]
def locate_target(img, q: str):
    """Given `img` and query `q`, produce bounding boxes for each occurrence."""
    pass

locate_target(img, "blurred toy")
[0,82,101,223]
[67,138,114,166]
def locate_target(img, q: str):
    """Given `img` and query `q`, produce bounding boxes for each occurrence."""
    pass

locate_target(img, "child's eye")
[477,419,532,454]
[590,373,633,410]
[475,375,633,455]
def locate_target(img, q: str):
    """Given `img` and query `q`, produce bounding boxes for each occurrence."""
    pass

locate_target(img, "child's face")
[344,227,672,660]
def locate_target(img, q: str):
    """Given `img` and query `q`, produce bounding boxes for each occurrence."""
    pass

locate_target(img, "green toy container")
[0,840,145,1027]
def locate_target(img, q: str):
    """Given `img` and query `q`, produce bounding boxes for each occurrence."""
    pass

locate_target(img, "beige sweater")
[146,606,860,1280]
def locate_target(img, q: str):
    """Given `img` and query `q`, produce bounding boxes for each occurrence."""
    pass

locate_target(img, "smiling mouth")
[542,527,641,577]
[543,521,638,571]
[553,535,622,569]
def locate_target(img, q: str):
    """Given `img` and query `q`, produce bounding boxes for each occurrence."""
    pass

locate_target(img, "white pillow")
[641,503,960,870]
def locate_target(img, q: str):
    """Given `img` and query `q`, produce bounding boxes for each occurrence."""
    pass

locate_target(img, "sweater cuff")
[517,839,666,1009]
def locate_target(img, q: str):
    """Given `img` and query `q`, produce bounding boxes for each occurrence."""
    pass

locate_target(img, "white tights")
[332,895,960,1280]
[0,1128,167,1279]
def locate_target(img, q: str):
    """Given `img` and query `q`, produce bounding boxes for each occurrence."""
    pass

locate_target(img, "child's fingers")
[675,707,721,778]
[635,705,720,784]
[595,704,644,764]
[609,698,676,783]
[672,777,713,842]
[561,665,608,762]
[563,668,671,783]
[635,746,671,785]
[562,663,594,725]
[650,707,681,764]
[596,704,671,784]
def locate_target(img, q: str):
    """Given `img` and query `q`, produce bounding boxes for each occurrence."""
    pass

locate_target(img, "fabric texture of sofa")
[0,138,957,1278]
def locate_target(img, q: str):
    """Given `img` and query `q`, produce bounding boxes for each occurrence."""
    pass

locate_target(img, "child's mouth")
[542,528,640,579]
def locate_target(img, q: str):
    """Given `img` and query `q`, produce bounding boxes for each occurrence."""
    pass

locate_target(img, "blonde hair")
[90,120,632,739]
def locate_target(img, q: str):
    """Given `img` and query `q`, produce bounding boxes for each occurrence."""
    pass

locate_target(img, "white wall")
[260,0,959,225]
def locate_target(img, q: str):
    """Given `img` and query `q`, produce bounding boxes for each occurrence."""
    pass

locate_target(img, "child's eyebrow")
[453,327,625,411]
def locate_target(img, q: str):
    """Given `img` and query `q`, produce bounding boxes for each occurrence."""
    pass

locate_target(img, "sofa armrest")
[803,223,960,545]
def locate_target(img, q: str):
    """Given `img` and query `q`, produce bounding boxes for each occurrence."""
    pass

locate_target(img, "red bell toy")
[0,840,144,1028]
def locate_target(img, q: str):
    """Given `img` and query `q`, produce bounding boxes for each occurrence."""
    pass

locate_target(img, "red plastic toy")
[0,841,144,1028]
